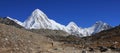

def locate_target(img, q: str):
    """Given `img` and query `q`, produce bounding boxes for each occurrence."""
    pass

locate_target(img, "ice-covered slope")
[23,9,67,31]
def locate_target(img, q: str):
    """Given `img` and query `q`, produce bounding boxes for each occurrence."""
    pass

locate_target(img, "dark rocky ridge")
[0,17,23,28]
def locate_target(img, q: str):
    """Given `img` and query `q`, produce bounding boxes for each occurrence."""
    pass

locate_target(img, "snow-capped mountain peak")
[66,22,84,36]
[32,9,48,19]
[87,21,112,34]
[67,22,78,27]
[66,22,80,30]
[23,9,50,29]
[95,21,104,24]
[23,9,67,31]
[95,21,108,26]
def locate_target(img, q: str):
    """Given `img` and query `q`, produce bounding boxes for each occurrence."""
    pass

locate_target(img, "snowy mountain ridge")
[8,9,112,37]
[6,16,24,26]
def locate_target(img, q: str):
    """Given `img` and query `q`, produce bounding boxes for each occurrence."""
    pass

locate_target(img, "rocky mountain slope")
[87,25,120,48]
[0,17,23,28]
[82,25,120,52]
[0,23,55,53]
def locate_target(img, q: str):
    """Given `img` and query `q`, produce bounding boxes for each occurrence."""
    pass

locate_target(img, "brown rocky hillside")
[0,23,55,53]
[0,23,85,53]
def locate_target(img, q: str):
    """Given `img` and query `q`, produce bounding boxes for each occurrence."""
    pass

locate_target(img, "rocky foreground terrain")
[0,17,120,53]
[0,23,85,53]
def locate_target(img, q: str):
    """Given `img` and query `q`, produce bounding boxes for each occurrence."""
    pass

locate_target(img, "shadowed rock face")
[0,17,23,28]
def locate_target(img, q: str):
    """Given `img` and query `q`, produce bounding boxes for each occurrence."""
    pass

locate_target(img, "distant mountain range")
[5,9,112,37]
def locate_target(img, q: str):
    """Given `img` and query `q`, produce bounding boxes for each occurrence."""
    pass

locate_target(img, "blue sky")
[0,0,120,27]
